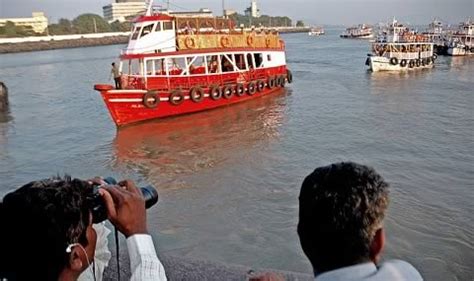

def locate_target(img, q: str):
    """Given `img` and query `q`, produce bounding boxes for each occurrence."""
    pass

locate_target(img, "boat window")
[187,56,206,75]
[206,55,220,74]
[131,27,140,40]
[124,59,141,75]
[155,22,162,32]
[220,54,235,73]
[267,54,272,61]
[235,54,246,71]
[254,53,263,68]
[153,59,166,75]
[169,57,186,75]
[246,53,254,69]
[163,21,173,31]
[140,23,154,38]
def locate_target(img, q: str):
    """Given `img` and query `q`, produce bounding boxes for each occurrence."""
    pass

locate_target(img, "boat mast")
[146,0,154,16]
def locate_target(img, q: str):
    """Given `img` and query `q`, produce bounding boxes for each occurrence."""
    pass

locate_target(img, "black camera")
[89,177,159,223]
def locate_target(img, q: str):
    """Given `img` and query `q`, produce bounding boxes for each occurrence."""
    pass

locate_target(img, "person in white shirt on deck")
[0,176,167,281]
[297,162,423,281]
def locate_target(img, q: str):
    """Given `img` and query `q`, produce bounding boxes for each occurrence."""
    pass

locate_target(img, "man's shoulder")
[315,260,422,281]
[376,259,423,281]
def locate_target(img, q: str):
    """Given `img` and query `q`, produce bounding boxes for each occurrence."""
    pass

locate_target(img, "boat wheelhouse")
[94,1,292,127]
[340,24,373,39]
[367,20,436,72]
[447,19,474,56]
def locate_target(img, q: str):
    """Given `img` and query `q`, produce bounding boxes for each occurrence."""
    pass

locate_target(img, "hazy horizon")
[1,0,472,26]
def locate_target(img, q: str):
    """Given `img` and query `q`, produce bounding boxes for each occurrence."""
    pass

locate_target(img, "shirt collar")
[315,262,378,281]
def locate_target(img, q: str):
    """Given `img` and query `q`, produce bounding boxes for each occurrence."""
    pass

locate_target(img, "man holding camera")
[0,176,167,281]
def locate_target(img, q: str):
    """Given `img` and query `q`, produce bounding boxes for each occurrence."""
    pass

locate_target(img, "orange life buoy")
[265,37,271,47]
[247,35,255,47]
[220,36,231,48]
[185,37,196,49]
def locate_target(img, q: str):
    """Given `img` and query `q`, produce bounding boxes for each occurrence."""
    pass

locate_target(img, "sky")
[0,0,472,25]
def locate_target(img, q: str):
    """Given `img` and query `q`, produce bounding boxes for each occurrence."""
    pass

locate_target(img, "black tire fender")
[189,86,204,103]
[222,84,234,99]
[169,89,184,105]
[209,85,222,100]
[235,83,245,96]
[247,81,257,95]
[143,91,159,109]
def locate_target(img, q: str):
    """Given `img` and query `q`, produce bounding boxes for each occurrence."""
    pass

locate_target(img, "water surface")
[0,28,473,280]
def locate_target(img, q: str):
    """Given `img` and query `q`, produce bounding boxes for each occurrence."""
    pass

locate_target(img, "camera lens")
[102,177,158,209]
[140,186,159,209]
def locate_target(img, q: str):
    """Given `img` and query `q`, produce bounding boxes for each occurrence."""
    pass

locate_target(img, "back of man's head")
[0,176,93,281]
[297,162,389,274]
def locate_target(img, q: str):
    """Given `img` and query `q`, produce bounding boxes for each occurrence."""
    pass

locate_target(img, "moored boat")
[340,24,373,39]
[94,1,292,127]
[447,19,474,56]
[367,20,436,72]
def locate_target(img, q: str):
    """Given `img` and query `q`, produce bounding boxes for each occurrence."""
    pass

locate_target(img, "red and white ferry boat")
[94,2,292,127]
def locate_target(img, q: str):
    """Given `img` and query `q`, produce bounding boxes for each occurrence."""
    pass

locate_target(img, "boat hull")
[340,34,374,39]
[369,56,434,72]
[98,73,290,126]
[447,46,474,56]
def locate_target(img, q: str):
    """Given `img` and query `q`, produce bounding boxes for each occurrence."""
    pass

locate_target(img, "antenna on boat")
[146,0,154,16]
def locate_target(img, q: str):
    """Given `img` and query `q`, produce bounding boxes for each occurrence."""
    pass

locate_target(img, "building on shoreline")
[0,12,48,33]
[245,0,260,18]
[103,0,147,23]
[166,9,213,18]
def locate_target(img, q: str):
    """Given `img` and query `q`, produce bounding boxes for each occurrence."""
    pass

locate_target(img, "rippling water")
[0,28,473,280]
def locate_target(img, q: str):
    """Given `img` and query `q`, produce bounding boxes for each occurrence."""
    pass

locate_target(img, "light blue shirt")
[315,260,423,281]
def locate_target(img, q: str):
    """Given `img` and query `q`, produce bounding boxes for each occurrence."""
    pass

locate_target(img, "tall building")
[103,0,147,23]
[244,0,260,18]
[0,12,48,34]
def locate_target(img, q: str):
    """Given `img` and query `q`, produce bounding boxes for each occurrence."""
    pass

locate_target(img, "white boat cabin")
[125,14,177,55]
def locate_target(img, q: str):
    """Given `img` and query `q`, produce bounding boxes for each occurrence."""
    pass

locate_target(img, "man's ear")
[370,228,385,264]
[68,247,84,271]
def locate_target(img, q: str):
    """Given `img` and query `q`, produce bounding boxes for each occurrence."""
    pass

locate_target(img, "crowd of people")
[0,162,423,281]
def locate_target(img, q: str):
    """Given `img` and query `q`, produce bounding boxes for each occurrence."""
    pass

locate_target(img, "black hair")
[0,176,94,281]
[297,162,389,274]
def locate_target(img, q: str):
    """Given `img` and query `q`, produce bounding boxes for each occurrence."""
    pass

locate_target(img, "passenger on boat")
[298,162,423,281]
[208,56,219,73]
[110,62,121,89]
[0,176,167,281]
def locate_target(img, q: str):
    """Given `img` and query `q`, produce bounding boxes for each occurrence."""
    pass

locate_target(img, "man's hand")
[99,179,148,237]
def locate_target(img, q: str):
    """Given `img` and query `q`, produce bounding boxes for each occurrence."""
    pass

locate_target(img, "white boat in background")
[308,27,325,36]
[447,19,474,56]
[422,19,446,46]
[367,19,436,72]
[340,24,373,39]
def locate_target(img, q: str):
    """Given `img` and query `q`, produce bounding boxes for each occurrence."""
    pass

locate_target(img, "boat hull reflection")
[112,89,288,185]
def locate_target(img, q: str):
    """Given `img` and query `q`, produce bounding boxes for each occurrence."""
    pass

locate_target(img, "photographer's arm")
[100,181,167,281]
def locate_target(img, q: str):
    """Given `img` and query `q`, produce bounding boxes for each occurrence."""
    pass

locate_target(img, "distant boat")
[366,19,436,72]
[340,24,373,39]
[447,19,474,56]
[308,27,325,36]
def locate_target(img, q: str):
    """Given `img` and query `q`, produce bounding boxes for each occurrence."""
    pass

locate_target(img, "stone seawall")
[0,36,129,54]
